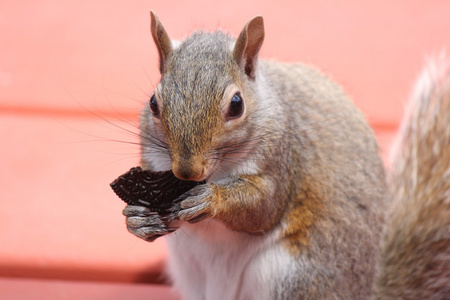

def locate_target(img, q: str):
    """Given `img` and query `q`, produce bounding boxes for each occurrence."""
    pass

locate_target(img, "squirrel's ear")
[233,16,265,79]
[150,11,172,74]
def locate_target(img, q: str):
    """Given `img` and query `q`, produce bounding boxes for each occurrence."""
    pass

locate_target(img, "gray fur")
[124,15,449,300]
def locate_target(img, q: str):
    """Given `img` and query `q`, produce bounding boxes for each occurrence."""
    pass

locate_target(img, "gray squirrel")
[123,13,450,299]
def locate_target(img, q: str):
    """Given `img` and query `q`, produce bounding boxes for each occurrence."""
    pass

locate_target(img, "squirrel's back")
[374,55,450,299]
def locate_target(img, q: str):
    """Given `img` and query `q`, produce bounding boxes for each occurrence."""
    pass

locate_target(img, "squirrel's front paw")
[171,183,217,223]
[122,206,176,242]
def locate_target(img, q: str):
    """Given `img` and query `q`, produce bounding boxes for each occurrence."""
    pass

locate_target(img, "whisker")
[140,62,157,88]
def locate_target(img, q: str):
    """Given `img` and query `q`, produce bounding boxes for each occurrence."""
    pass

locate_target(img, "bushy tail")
[374,54,450,299]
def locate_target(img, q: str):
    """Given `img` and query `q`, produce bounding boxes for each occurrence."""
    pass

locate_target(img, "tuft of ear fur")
[150,11,172,74]
[233,16,265,79]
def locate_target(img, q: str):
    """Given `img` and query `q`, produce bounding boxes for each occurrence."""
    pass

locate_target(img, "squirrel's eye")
[149,94,160,117]
[227,93,244,119]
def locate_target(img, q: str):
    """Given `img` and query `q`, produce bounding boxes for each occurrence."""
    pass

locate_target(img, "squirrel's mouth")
[200,161,219,183]
[200,159,220,183]
[203,158,240,184]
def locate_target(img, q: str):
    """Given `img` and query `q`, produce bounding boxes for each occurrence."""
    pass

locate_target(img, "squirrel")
[123,12,450,299]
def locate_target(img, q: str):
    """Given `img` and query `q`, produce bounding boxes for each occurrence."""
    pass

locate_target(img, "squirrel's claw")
[171,184,214,223]
[123,205,176,242]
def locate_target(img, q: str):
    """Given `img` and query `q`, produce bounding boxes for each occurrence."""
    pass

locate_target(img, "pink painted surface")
[0,277,180,300]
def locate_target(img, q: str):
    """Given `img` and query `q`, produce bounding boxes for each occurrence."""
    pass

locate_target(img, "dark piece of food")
[110,166,203,214]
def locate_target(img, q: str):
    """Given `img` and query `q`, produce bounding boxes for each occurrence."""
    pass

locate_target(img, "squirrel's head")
[141,12,265,182]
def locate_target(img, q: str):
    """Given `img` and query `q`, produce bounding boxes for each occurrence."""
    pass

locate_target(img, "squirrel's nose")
[172,158,205,182]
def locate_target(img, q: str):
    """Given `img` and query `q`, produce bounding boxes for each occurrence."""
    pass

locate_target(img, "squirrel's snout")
[172,157,207,182]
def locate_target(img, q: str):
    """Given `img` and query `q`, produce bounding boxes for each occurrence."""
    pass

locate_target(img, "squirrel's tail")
[374,54,450,299]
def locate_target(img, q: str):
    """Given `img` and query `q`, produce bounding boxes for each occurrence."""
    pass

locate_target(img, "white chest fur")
[165,220,290,300]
